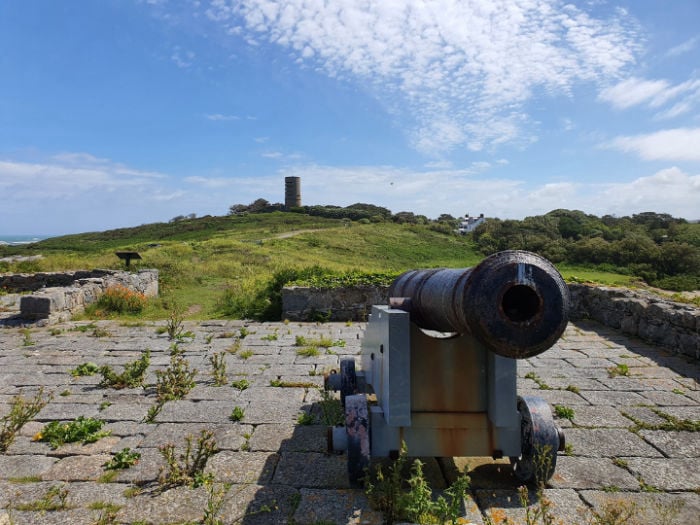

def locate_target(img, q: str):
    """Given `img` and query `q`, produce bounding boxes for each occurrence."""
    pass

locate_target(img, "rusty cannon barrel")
[388,250,570,359]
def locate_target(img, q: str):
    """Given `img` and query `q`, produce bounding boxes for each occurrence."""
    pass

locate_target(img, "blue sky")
[1,0,699,236]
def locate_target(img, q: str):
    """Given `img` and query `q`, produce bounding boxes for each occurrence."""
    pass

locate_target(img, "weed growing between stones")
[0,387,51,453]
[607,363,630,378]
[145,352,197,422]
[261,331,278,341]
[158,430,218,488]
[364,443,471,525]
[623,408,700,432]
[34,416,111,449]
[70,361,100,377]
[269,379,317,388]
[99,350,150,389]
[103,447,141,470]
[231,378,250,391]
[229,406,245,422]
[209,352,228,386]
[89,501,122,525]
[91,326,111,338]
[96,285,147,314]
[21,328,34,346]
[239,349,254,360]
[524,372,553,390]
[202,482,230,525]
[553,405,575,421]
[297,412,315,425]
[317,389,344,426]
[14,484,71,512]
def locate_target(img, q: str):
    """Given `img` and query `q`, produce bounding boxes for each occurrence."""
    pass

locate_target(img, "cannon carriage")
[325,250,570,485]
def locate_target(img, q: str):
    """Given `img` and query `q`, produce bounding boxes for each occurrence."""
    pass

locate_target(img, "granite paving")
[0,319,698,524]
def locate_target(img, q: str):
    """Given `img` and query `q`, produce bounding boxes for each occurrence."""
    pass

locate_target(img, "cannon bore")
[388,250,570,359]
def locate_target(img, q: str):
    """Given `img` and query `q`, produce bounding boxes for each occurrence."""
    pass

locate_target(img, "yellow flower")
[32,432,43,441]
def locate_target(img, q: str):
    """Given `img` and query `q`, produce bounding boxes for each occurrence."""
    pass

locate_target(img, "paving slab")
[0,319,698,524]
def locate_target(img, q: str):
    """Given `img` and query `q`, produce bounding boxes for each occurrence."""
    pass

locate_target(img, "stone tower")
[285,176,301,208]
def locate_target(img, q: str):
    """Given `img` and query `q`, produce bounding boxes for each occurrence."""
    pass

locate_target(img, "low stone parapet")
[282,283,699,359]
[14,269,158,323]
[568,283,698,360]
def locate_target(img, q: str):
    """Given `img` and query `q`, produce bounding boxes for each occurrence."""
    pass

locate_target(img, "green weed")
[34,416,111,449]
[14,484,71,512]
[158,430,218,488]
[607,363,630,378]
[0,387,52,452]
[103,447,141,470]
[230,406,245,422]
[297,412,315,425]
[209,352,228,386]
[70,362,100,377]
[554,405,575,421]
[231,378,250,391]
[99,350,150,389]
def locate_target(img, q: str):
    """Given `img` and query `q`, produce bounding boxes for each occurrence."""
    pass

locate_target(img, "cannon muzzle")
[388,250,570,359]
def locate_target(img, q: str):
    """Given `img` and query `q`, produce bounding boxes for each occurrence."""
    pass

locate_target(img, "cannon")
[326,250,570,485]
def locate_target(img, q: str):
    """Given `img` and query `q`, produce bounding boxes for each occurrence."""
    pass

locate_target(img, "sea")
[0,235,46,246]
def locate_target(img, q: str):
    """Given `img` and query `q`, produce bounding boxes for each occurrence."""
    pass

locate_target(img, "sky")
[1,0,699,236]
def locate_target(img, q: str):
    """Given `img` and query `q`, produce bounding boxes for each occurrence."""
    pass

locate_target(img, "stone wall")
[0,269,158,324]
[282,284,699,359]
[568,284,698,360]
[282,285,389,322]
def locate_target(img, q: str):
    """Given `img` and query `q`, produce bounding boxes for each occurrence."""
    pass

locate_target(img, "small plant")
[21,328,34,346]
[239,349,254,360]
[524,371,552,390]
[554,404,575,421]
[296,346,320,357]
[261,332,278,341]
[365,442,470,525]
[155,354,197,401]
[70,362,100,377]
[231,378,250,391]
[612,457,628,469]
[202,482,232,525]
[158,430,218,488]
[49,328,62,336]
[145,353,199,423]
[297,412,315,425]
[565,384,580,394]
[90,502,122,525]
[318,389,344,426]
[209,352,228,386]
[99,350,150,389]
[607,363,630,378]
[0,387,51,453]
[99,401,112,411]
[96,285,147,314]
[34,416,111,449]
[587,499,638,525]
[59,389,71,397]
[92,326,111,338]
[205,334,214,344]
[239,327,251,339]
[269,379,317,388]
[564,442,574,456]
[14,484,70,512]
[230,406,245,422]
[103,447,141,470]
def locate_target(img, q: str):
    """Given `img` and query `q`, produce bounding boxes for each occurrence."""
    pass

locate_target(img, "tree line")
[472,209,699,291]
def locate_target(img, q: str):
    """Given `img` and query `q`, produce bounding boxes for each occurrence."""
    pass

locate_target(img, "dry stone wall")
[282,283,699,360]
[0,269,158,324]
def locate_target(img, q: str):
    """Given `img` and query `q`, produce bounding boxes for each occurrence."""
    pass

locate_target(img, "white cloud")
[171,47,195,68]
[608,128,700,162]
[598,76,700,119]
[181,0,642,154]
[598,77,670,109]
[666,36,699,57]
[205,113,240,121]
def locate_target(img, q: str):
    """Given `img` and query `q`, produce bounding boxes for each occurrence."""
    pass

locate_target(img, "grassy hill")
[0,211,639,320]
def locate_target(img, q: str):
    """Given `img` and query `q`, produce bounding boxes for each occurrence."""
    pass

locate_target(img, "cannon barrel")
[388,250,570,359]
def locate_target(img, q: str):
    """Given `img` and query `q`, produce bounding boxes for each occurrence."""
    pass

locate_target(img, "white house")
[458,213,485,234]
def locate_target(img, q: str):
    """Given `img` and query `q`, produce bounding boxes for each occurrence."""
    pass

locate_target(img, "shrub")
[97,285,147,314]
[0,388,52,452]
